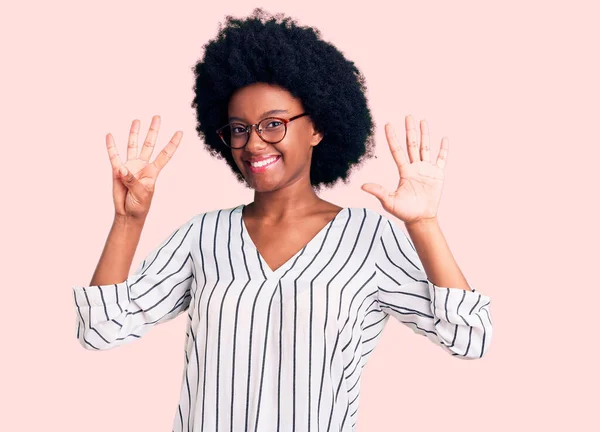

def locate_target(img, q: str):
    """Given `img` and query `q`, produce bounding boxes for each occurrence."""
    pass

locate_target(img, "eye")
[231,124,247,134]
[265,120,283,129]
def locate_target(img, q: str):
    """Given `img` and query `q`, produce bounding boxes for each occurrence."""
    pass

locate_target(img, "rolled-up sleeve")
[72,215,200,350]
[375,217,493,359]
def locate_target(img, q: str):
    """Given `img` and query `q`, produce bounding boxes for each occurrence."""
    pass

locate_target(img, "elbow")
[75,318,127,351]
[440,325,493,360]
[433,314,493,360]
[76,331,105,351]
[434,299,493,360]
[76,331,126,351]
[448,342,492,360]
[76,336,103,351]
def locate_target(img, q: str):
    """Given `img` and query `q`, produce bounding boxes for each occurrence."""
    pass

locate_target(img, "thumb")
[118,165,146,196]
[361,182,390,206]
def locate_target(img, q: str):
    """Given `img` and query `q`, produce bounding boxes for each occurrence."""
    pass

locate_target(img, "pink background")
[2,0,598,430]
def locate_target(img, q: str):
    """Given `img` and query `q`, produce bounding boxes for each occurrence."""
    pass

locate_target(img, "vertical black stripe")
[230,208,251,432]
[184,213,206,432]
[277,278,283,432]
[244,208,269,432]
[201,210,222,431]
[215,209,237,431]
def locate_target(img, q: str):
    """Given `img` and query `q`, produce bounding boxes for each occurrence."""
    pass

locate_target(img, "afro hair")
[191,8,376,192]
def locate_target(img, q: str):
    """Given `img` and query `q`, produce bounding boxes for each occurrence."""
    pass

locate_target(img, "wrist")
[405,216,439,230]
[114,213,147,228]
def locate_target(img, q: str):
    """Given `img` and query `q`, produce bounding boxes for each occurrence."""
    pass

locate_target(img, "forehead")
[228,82,303,121]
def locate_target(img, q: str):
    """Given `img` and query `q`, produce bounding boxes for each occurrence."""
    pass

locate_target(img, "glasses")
[216,112,309,149]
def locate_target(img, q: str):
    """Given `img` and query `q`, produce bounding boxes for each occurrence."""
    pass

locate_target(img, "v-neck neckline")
[236,203,349,280]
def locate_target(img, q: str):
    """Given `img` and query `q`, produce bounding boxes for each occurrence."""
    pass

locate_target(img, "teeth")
[250,156,278,167]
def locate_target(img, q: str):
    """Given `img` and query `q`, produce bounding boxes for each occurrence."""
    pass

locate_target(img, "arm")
[89,214,146,286]
[376,216,493,359]
[72,215,199,351]
[404,217,471,291]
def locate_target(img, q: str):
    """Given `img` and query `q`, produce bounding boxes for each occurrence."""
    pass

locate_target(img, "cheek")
[281,132,312,160]
[232,153,246,170]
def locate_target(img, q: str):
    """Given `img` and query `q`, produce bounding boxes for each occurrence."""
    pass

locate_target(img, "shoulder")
[173,205,242,242]
[191,204,242,220]
[346,207,395,237]
[347,206,392,224]
[186,204,244,226]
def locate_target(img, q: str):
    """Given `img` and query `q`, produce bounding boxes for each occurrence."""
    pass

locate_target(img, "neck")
[248,182,323,220]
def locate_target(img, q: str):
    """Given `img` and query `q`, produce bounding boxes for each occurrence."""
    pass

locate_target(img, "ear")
[310,128,324,147]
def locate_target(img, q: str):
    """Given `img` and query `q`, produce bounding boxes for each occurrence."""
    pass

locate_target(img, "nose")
[245,124,267,150]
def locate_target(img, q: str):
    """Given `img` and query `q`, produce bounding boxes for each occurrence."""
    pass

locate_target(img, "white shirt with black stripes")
[72,203,493,432]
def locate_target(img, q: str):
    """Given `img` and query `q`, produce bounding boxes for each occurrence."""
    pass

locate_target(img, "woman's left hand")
[361,115,448,226]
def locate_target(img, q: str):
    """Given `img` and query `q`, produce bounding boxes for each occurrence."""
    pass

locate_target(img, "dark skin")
[229,82,344,273]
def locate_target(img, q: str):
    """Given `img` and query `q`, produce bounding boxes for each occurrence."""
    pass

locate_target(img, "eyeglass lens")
[221,117,286,148]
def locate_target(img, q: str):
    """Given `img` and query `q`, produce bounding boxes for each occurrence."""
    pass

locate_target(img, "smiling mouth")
[245,155,281,172]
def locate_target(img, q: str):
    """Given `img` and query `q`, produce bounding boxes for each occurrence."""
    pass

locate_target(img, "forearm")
[404,217,472,291]
[89,214,146,286]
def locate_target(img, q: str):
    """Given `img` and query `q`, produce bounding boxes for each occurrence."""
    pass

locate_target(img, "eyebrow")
[228,109,290,123]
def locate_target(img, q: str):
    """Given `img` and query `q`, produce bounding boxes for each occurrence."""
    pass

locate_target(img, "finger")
[384,123,408,172]
[153,130,183,172]
[420,119,431,163]
[361,182,392,208]
[106,133,123,170]
[405,115,420,163]
[436,136,449,170]
[139,115,161,162]
[127,119,141,161]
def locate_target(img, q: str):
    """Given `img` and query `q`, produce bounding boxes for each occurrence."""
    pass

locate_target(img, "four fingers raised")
[106,115,183,175]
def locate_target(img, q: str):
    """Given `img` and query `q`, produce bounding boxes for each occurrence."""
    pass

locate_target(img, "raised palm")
[362,115,448,225]
[106,115,183,220]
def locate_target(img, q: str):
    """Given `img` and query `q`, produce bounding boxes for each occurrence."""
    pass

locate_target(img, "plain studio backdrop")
[1,0,598,430]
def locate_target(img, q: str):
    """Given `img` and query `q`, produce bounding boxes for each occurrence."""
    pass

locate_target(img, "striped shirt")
[72,203,493,432]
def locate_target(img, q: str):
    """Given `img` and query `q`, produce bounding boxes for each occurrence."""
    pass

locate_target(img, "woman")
[72,8,493,432]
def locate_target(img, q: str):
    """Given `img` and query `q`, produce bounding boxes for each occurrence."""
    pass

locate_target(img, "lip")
[245,155,281,173]
[244,154,281,163]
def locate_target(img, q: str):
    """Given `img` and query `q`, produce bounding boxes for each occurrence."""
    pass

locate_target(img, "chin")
[241,167,285,192]
[248,181,281,192]
[244,174,285,192]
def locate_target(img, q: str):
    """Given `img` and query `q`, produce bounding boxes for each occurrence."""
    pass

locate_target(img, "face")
[227,82,323,192]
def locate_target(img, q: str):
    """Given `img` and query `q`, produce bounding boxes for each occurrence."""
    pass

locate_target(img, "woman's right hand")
[106,115,183,221]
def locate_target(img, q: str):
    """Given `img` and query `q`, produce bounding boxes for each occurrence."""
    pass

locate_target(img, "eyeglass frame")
[216,112,310,149]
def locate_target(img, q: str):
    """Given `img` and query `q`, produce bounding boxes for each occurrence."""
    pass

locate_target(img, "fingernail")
[120,166,127,175]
